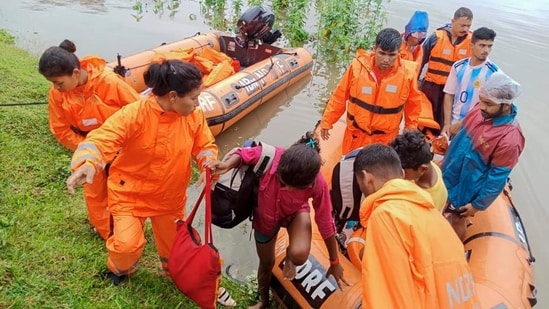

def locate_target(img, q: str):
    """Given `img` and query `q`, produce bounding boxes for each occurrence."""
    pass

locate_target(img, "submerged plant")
[316,0,386,66]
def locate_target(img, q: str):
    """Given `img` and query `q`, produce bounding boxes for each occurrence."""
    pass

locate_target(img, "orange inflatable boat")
[270,116,537,308]
[107,32,313,136]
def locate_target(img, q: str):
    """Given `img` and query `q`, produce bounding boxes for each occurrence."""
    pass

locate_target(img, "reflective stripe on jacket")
[360,179,479,309]
[442,103,524,210]
[424,29,471,85]
[71,96,218,216]
[321,50,422,152]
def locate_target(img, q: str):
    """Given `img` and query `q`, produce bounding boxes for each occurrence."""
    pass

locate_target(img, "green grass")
[0,29,260,308]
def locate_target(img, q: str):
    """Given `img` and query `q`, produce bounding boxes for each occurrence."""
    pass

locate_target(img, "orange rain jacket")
[48,56,140,151]
[320,50,422,154]
[70,96,218,217]
[424,29,472,86]
[359,179,479,309]
[399,39,423,78]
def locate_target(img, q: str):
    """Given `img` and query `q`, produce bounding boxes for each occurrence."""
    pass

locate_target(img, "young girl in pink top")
[208,132,347,309]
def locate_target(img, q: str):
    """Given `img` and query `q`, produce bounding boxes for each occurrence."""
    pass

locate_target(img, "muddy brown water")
[1,0,547,304]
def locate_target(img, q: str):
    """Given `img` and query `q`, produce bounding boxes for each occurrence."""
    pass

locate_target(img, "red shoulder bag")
[168,169,221,309]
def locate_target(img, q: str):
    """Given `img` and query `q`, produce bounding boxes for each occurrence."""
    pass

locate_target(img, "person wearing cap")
[441,27,500,137]
[421,7,474,130]
[400,10,429,77]
[320,28,422,155]
[442,72,525,217]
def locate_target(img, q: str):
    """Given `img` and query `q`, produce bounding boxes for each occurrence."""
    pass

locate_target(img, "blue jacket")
[442,103,525,210]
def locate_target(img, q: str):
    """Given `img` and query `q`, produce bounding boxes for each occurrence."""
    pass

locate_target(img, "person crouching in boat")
[354,144,480,308]
[442,71,525,219]
[207,133,348,309]
[38,39,140,240]
[390,129,448,211]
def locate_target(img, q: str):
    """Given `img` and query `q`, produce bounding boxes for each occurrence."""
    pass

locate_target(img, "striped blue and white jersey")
[443,58,500,123]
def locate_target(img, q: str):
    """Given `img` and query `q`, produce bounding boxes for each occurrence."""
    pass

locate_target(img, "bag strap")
[253,142,276,177]
[204,168,213,244]
[185,169,214,244]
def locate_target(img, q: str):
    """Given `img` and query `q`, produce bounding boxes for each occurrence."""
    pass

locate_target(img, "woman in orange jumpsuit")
[65,59,218,284]
[38,40,140,240]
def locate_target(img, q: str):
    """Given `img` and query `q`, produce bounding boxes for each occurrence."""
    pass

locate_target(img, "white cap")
[479,71,522,105]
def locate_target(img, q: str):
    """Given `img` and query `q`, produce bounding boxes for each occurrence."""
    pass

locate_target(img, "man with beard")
[442,72,525,218]
[441,27,500,137]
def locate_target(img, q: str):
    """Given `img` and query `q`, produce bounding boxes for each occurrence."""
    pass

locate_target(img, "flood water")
[1,0,547,305]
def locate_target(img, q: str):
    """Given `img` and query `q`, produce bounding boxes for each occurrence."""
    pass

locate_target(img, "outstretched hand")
[66,164,96,194]
[320,128,331,141]
[326,263,349,291]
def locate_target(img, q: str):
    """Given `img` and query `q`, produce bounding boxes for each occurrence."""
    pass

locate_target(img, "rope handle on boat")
[502,188,536,263]
[234,57,276,90]
[234,50,298,90]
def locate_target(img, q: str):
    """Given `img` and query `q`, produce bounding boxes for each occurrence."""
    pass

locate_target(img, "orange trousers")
[106,210,183,276]
[342,128,399,155]
[83,170,111,240]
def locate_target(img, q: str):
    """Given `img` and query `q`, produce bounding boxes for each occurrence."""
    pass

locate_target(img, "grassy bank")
[0,29,252,308]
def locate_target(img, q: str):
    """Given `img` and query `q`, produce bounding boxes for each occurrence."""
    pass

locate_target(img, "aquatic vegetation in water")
[130,0,387,69]
[131,0,181,21]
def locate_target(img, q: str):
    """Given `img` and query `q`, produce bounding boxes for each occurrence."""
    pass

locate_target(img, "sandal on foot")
[217,287,237,307]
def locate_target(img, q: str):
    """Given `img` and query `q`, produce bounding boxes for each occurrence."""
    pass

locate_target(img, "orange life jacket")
[399,39,423,78]
[320,50,422,154]
[424,29,472,85]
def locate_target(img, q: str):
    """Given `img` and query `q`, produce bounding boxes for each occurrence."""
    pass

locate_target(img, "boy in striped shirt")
[442,27,499,137]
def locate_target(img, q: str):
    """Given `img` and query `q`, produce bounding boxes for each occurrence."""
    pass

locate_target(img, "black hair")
[38,39,80,78]
[144,59,203,97]
[389,130,433,170]
[375,28,402,52]
[277,132,321,188]
[472,27,496,43]
[353,144,403,179]
[454,7,473,20]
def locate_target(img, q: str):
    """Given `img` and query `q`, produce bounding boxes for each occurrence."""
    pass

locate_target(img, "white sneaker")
[217,287,237,307]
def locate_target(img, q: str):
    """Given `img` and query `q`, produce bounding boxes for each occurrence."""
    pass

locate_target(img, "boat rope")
[503,188,536,263]
[233,51,297,90]
[0,102,47,107]
[234,56,276,90]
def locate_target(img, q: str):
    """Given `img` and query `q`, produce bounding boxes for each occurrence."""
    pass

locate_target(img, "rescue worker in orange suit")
[66,60,218,285]
[400,10,429,77]
[420,7,473,129]
[320,28,422,155]
[354,144,479,308]
[38,39,140,240]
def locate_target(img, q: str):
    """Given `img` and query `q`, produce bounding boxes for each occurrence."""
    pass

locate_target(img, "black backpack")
[330,148,364,232]
[211,141,276,229]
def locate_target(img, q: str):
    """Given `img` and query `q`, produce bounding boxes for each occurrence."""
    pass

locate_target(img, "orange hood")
[359,178,435,227]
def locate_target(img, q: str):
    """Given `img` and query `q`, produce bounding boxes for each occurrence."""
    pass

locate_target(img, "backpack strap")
[253,142,276,177]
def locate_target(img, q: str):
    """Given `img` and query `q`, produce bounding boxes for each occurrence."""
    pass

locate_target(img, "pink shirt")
[236,146,336,239]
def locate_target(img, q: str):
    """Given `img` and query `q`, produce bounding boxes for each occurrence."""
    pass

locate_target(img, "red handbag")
[168,169,221,309]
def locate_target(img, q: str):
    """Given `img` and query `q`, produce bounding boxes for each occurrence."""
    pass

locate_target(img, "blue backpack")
[211,141,276,229]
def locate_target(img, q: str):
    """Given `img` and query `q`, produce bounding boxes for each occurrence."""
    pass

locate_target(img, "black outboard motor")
[235,6,281,47]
